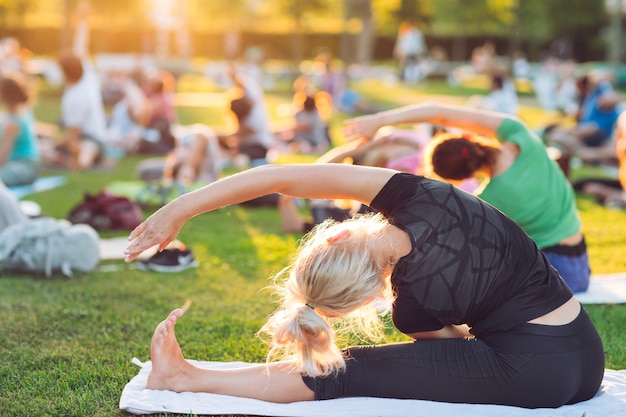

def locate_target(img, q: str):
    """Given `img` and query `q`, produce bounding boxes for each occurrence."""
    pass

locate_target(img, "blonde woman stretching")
[124,163,603,408]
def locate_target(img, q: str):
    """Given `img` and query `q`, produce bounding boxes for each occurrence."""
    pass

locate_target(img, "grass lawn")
[1,77,625,417]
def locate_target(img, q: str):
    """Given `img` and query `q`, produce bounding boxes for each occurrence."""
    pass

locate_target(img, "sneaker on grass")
[136,248,198,272]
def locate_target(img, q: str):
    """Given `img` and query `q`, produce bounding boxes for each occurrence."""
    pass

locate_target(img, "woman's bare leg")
[277,195,307,233]
[147,309,315,403]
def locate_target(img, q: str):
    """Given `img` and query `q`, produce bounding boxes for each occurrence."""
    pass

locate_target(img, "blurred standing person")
[393,19,427,84]
[0,72,40,186]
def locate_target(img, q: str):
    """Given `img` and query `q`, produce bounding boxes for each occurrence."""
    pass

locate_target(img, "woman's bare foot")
[146,309,190,391]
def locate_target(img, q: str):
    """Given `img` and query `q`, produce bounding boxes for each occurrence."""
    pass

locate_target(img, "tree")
[344,0,375,65]
[539,0,608,61]
[275,0,332,64]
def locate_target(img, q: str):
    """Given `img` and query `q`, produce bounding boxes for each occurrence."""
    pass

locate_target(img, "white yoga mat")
[119,359,626,417]
[98,237,185,261]
[99,237,132,260]
[575,273,626,304]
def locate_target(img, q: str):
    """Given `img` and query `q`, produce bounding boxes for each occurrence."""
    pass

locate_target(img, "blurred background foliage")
[0,0,617,63]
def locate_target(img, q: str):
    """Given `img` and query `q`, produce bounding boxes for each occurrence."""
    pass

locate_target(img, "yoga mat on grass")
[120,359,626,417]
[99,237,185,261]
[8,175,66,199]
[574,273,626,304]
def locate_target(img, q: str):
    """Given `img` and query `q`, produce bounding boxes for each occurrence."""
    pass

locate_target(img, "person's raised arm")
[314,139,378,164]
[343,102,512,141]
[124,164,396,261]
[72,2,90,59]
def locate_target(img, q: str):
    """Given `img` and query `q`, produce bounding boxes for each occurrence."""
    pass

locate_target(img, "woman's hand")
[343,114,383,142]
[124,164,397,262]
[124,202,186,262]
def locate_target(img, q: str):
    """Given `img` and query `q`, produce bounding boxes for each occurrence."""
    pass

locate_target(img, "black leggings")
[302,307,604,408]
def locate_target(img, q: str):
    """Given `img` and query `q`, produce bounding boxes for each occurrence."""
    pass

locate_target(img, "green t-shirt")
[478,118,581,248]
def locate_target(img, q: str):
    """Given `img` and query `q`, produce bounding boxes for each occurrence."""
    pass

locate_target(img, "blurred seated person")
[553,61,580,118]
[138,72,273,187]
[105,69,151,154]
[221,65,275,167]
[164,124,223,186]
[467,74,519,116]
[277,94,329,154]
[137,124,224,189]
[512,51,531,80]
[133,70,177,155]
[312,54,380,116]
[547,73,621,161]
[219,94,270,167]
[0,71,40,186]
[0,37,32,74]
[573,110,626,208]
[52,50,108,170]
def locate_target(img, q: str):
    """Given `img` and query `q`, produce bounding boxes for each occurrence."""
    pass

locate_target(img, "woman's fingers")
[125,225,161,262]
[128,221,147,241]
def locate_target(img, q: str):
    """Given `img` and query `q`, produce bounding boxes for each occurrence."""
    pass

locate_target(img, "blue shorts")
[542,238,590,293]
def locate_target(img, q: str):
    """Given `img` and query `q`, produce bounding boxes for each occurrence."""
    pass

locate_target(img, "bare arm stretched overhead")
[125,164,396,261]
[343,102,512,141]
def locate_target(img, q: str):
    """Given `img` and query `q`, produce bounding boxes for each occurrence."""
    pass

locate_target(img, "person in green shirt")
[344,102,589,293]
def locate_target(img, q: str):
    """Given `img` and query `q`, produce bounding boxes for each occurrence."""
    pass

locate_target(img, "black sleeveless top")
[370,173,572,336]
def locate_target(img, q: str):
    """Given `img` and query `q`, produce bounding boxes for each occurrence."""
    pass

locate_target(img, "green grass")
[1,78,625,417]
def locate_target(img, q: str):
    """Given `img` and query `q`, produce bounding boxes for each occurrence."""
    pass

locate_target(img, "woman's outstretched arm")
[125,164,396,261]
[343,102,512,141]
